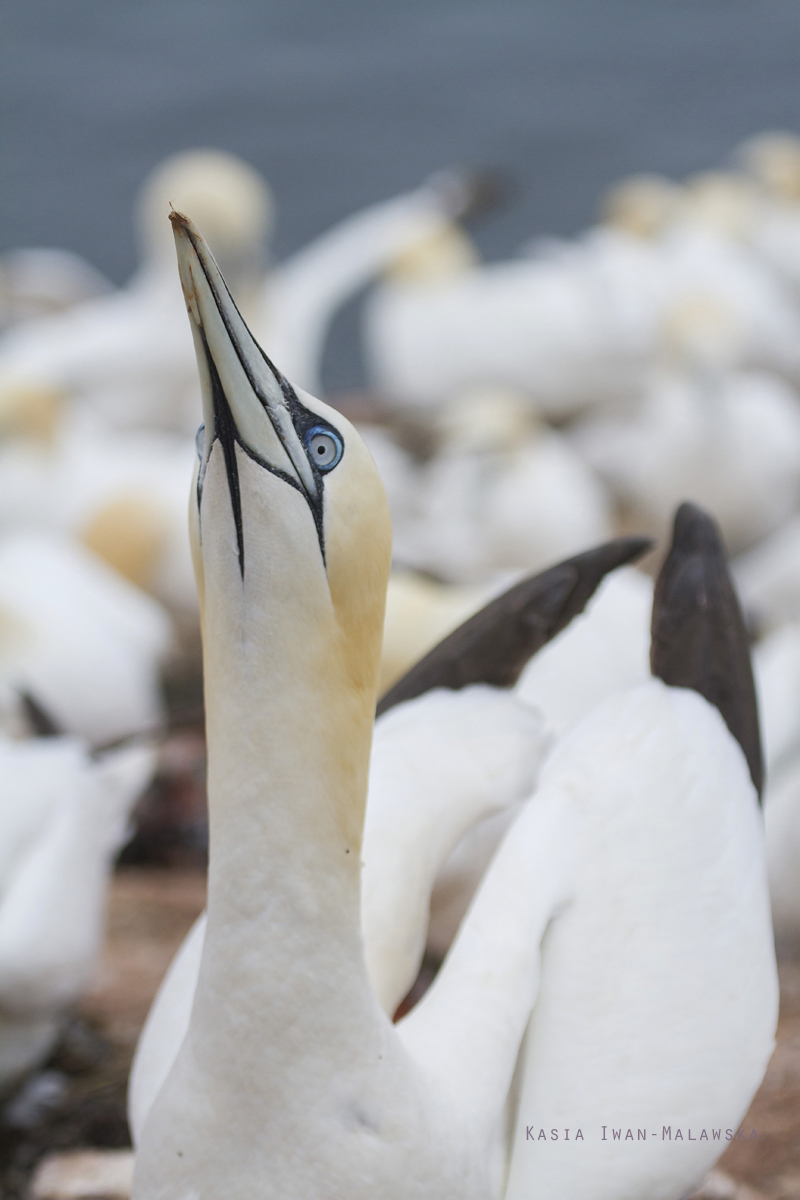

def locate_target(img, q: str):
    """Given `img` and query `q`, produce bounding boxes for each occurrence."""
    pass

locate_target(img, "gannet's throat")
[173,209,343,574]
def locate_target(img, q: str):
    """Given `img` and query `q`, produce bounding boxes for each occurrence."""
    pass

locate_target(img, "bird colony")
[0,133,800,1199]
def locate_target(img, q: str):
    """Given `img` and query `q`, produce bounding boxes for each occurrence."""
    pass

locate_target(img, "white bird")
[258,169,492,398]
[364,163,800,422]
[133,212,570,1199]
[574,355,800,555]
[409,386,613,584]
[363,223,662,421]
[0,149,274,437]
[733,513,800,634]
[750,623,800,949]
[0,247,113,328]
[428,564,654,959]
[735,131,800,300]
[130,531,651,1140]
[0,411,198,622]
[0,734,156,1088]
[0,532,171,745]
[129,218,775,1200]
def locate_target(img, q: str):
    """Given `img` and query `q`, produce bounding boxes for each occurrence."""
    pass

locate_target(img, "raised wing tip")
[651,502,763,797]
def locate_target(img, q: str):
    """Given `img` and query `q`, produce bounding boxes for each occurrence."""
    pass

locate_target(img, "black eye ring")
[305,425,344,472]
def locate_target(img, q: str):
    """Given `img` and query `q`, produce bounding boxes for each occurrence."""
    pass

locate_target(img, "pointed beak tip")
[169,208,191,232]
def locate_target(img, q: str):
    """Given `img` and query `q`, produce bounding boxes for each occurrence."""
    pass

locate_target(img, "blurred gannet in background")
[409,386,613,583]
[363,202,664,421]
[573,295,800,554]
[363,160,800,422]
[258,168,494,397]
[0,735,156,1089]
[0,533,171,744]
[129,216,774,1200]
[749,624,800,949]
[0,150,275,435]
[656,172,800,380]
[734,513,800,633]
[0,248,113,329]
[0,410,198,622]
[736,131,800,298]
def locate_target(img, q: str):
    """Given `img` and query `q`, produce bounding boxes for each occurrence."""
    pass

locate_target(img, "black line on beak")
[377,536,653,716]
[183,226,329,567]
[199,332,245,578]
[651,502,763,798]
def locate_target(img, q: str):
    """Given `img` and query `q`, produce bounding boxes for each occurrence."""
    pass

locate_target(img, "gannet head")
[138,151,274,286]
[600,174,684,240]
[171,210,392,722]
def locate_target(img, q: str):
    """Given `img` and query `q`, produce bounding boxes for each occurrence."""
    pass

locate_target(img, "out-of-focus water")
[3,0,800,387]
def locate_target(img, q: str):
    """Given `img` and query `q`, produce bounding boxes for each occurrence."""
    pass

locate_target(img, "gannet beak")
[171,211,321,572]
[651,502,763,797]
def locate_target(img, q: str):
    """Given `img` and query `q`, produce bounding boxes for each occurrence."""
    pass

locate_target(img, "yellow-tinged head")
[172,212,392,850]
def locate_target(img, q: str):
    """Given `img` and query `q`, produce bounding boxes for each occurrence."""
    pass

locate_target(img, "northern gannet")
[0,735,156,1088]
[0,150,274,437]
[363,161,800,421]
[408,386,613,583]
[0,532,171,745]
[0,247,113,328]
[131,214,775,1199]
[735,131,800,300]
[573,320,800,554]
[503,503,774,1199]
[132,211,581,1199]
[130,494,648,1144]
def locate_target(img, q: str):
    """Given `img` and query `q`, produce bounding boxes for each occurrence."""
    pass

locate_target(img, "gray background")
[3,0,800,386]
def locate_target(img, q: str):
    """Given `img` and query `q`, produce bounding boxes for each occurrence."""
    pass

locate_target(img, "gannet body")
[132,216,775,1199]
[504,503,775,1199]
[504,682,775,1200]
[363,227,662,420]
[0,247,113,328]
[130,532,650,1142]
[0,532,171,744]
[428,565,654,958]
[364,181,800,420]
[750,624,800,947]
[0,415,197,619]
[129,683,549,1142]
[0,150,273,436]
[574,365,800,554]
[0,735,156,1087]
[258,172,486,397]
[734,514,800,633]
[412,388,613,584]
[516,566,652,736]
[132,213,570,1200]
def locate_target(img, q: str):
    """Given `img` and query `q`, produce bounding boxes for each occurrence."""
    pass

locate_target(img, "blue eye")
[195,424,206,460]
[305,425,343,472]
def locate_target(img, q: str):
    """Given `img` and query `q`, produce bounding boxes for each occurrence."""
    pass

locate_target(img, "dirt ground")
[2,866,799,1199]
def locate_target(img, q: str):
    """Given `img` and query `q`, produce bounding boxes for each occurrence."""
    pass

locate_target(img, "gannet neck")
[169,212,393,1079]
[200,455,378,918]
